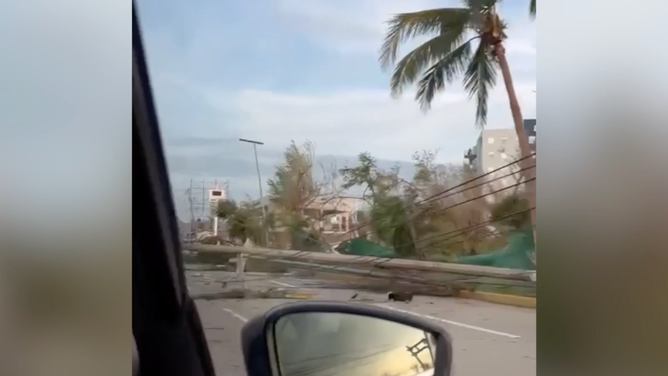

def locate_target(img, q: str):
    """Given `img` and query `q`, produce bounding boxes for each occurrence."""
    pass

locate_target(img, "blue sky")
[135,0,536,220]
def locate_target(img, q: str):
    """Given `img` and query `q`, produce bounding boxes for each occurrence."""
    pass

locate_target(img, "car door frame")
[133,4,217,376]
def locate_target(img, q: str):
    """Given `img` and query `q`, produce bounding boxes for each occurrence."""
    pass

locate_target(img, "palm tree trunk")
[495,43,537,264]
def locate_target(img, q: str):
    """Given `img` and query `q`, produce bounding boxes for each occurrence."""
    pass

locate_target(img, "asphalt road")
[189,272,536,376]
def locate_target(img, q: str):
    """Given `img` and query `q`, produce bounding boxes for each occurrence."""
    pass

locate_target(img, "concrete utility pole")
[212,181,219,238]
[188,179,196,238]
[239,138,268,244]
[201,180,206,218]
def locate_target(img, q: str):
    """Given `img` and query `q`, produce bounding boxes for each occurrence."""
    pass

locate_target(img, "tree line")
[212,141,531,261]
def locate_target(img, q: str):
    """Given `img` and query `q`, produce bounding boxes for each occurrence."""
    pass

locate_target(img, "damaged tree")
[379,0,537,261]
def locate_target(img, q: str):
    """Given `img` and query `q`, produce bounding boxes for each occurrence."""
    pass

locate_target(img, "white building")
[467,129,524,202]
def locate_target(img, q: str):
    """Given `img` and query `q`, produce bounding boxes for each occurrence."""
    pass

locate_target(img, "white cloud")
[246,0,537,161]
[505,40,537,56]
[273,0,536,59]
[144,0,537,219]
[273,0,443,54]
[200,82,537,163]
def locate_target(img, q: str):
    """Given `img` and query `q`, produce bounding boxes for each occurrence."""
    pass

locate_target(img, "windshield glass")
[136,1,536,375]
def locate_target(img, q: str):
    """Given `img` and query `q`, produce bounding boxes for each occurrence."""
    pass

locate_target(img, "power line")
[363,176,534,252]
[393,206,536,251]
[406,152,535,207]
[344,176,534,255]
[341,154,535,236]
[185,161,537,279]
[392,179,535,251]
[408,168,535,220]
[415,228,505,251]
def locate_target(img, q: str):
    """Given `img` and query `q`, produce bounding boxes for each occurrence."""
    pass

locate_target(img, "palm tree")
[379,0,536,255]
[529,0,536,18]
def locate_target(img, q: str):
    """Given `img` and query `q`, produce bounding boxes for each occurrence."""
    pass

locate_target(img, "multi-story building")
[471,129,520,173]
[464,120,536,203]
[465,118,537,173]
[523,119,537,153]
[258,194,365,248]
[465,128,523,202]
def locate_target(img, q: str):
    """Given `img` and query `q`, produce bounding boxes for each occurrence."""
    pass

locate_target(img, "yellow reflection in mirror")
[274,312,435,376]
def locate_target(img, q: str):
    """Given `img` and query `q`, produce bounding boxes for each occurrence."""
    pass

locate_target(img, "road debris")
[387,291,413,303]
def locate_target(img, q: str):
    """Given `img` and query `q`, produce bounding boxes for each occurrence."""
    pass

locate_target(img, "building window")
[487,167,494,172]
[487,137,495,144]
[529,136,536,144]
[488,151,494,157]
[501,137,507,144]
[501,152,507,160]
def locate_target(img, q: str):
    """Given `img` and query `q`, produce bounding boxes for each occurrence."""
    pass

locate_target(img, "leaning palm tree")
[379,0,537,256]
[529,0,536,18]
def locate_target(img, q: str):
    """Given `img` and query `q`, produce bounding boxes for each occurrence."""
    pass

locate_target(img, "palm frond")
[389,23,468,97]
[464,0,500,9]
[465,0,500,27]
[529,0,536,18]
[379,8,470,70]
[463,40,497,127]
[414,37,478,111]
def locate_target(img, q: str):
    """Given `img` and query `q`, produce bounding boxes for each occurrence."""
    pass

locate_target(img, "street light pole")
[239,138,268,245]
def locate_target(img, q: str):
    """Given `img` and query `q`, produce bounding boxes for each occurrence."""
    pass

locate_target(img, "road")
[188,271,536,376]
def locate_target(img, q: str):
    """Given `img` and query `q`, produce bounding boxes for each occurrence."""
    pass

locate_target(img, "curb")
[457,290,536,308]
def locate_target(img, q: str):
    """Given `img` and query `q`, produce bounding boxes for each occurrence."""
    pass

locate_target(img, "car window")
[135,0,536,253]
[135,1,536,375]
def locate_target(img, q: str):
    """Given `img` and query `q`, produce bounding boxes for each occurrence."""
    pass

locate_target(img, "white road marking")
[380,305,521,339]
[222,308,248,323]
[270,279,297,288]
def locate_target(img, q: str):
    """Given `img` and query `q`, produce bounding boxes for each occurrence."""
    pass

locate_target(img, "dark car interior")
[132,4,217,376]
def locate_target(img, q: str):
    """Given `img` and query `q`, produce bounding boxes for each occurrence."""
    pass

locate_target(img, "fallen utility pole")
[263,258,534,294]
[184,244,534,281]
[262,258,459,295]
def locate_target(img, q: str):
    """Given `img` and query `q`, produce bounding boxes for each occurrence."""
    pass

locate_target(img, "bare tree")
[266,141,322,249]
[266,141,363,251]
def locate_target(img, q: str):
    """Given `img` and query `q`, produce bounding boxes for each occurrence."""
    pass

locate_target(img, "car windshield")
[136,1,536,375]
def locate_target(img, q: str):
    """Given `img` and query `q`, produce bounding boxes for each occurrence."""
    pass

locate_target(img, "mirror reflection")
[273,312,435,376]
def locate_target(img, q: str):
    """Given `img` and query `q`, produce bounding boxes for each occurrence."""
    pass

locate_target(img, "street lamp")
[239,138,268,244]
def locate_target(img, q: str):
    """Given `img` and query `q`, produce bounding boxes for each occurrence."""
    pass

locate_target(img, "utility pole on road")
[239,138,268,245]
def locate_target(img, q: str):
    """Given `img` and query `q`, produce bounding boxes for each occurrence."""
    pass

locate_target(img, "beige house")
[259,195,365,247]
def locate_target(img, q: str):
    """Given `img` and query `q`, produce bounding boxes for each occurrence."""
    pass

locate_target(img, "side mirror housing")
[241,301,453,376]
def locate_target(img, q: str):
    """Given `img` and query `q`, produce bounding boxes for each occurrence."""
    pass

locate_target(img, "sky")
[135,0,536,220]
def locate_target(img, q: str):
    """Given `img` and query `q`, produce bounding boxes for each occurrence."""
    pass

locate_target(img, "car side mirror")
[240,301,453,376]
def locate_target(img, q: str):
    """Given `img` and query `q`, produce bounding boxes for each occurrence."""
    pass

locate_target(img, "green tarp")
[338,228,535,271]
[336,238,396,257]
[456,228,536,270]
